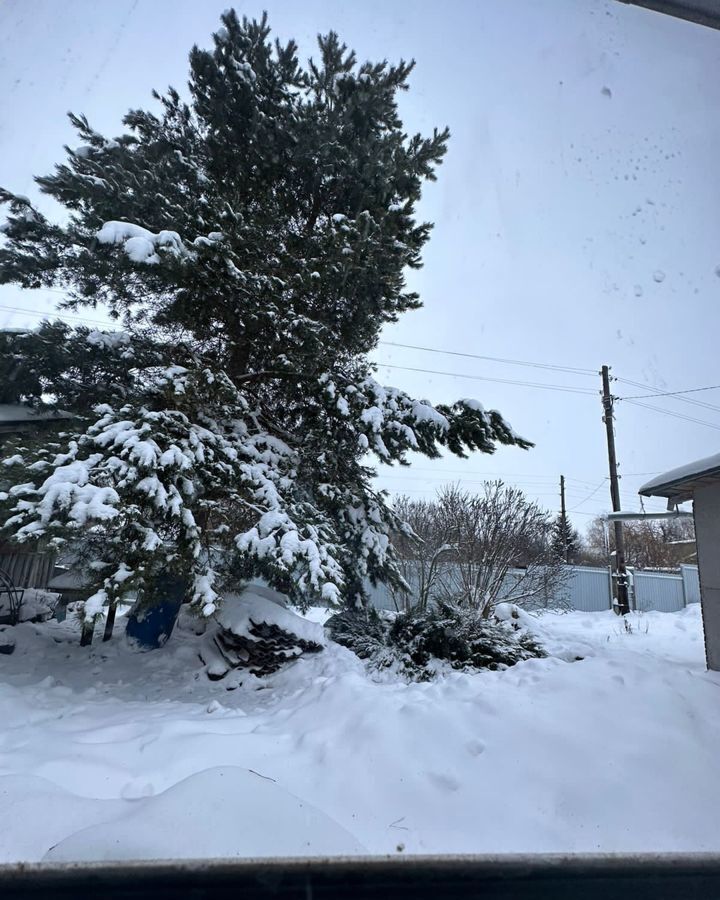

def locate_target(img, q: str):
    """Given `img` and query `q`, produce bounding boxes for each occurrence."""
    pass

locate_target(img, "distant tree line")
[580,515,696,570]
[388,484,696,615]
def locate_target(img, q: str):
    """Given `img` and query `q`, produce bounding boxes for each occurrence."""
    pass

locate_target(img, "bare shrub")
[392,482,569,617]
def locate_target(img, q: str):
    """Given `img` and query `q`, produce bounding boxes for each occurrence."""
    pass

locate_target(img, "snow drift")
[0,605,719,862]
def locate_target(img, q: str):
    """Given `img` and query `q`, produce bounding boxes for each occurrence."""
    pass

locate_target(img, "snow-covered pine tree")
[551,511,580,563]
[0,11,531,625]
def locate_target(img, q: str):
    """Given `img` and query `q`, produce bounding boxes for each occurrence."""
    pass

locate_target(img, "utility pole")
[601,365,630,615]
[560,474,569,563]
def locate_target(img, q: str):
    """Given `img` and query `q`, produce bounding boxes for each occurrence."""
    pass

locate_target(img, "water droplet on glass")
[653,270,665,283]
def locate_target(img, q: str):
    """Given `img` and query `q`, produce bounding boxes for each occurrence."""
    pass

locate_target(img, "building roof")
[0,404,73,430]
[47,569,92,591]
[617,1,720,31]
[639,452,720,503]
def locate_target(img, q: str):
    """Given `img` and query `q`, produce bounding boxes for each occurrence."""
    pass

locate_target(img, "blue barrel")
[125,574,187,649]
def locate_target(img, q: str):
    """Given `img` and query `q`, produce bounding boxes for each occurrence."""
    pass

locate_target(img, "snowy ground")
[1,604,719,863]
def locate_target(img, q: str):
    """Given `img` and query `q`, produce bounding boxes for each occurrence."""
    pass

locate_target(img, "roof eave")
[639,466,720,501]
[616,1,720,30]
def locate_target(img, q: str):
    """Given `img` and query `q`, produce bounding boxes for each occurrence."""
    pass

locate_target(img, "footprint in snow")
[121,779,155,800]
[466,739,486,758]
[425,772,461,793]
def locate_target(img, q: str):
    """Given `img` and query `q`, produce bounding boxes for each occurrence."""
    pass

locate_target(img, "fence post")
[627,568,636,612]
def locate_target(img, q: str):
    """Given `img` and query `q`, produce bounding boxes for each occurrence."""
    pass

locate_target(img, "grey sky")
[1,0,718,529]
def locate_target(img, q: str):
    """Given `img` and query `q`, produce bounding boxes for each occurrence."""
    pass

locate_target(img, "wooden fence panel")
[0,551,55,589]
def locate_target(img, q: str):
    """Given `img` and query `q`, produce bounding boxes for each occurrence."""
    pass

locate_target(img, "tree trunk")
[80,619,95,647]
[102,599,118,642]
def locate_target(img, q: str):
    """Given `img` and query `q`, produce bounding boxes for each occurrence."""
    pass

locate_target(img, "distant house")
[640,453,720,671]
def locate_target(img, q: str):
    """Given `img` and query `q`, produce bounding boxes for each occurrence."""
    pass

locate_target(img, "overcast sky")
[1,0,718,530]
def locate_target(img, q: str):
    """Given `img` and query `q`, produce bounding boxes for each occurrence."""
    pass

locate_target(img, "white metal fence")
[369,564,701,614]
[632,570,685,613]
[565,566,613,612]
[680,564,701,604]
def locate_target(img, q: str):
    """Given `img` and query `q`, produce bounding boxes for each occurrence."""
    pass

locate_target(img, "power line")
[619,384,720,401]
[376,469,651,500]
[376,475,652,506]
[8,301,717,435]
[381,465,656,492]
[379,478,587,492]
[623,398,720,432]
[377,471,612,495]
[0,303,111,327]
[377,481,595,499]
[377,466,602,487]
[616,376,720,415]
[377,363,598,395]
[378,340,597,377]
[567,478,608,512]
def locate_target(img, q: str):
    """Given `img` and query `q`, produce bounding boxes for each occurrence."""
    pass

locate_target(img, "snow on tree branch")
[96,221,193,265]
[318,373,532,463]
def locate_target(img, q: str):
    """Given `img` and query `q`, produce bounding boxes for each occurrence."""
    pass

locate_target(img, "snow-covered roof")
[639,452,720,502]
[47,569,93,591]
[0,404,73,426]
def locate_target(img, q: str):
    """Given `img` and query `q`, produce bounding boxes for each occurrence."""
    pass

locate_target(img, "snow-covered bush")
[325,605,392,661]
[327,600,545,681]
[390,601,545,676]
